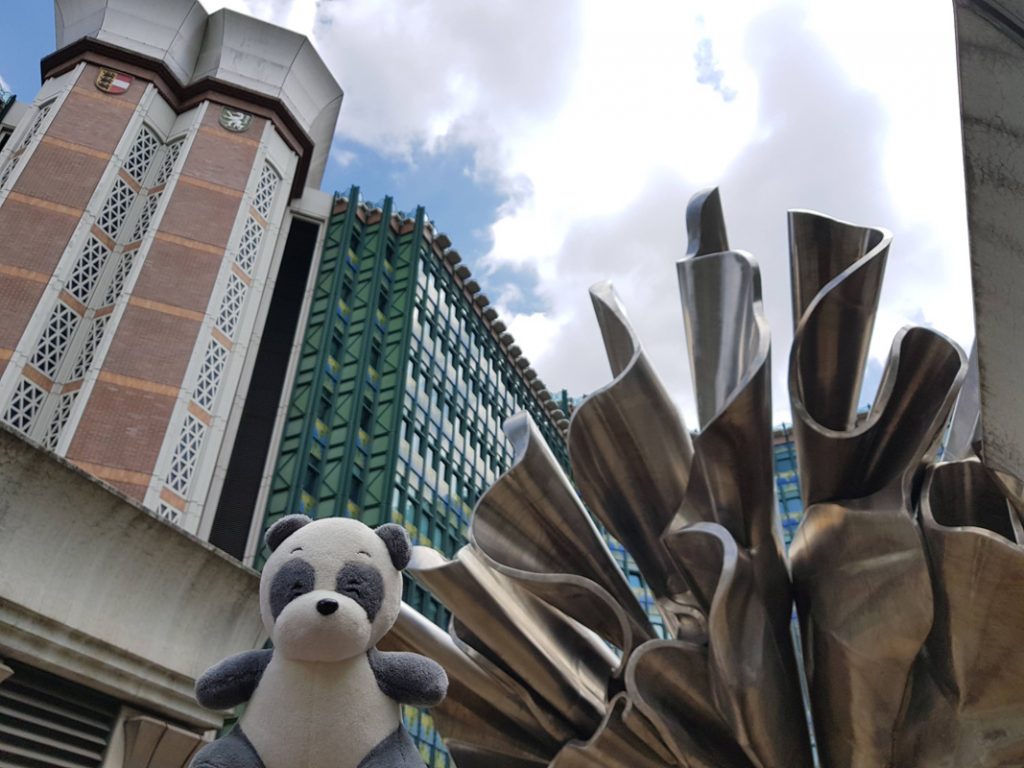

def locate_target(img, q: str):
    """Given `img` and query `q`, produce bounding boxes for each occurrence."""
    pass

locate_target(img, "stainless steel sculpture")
[380,183,1024,767]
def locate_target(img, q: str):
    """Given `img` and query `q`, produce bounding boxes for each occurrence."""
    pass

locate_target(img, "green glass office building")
[260,187,570,766]
[773,422,804,547]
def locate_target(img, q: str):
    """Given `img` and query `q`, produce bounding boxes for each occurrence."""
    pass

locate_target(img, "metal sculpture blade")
[390,184,1024,768]
[788,210,966,768]
[895,459,1024,766]
[568,282,696,629]
[381,604,562,765]
[548,696,672,768]
[470,412,654,662]
[407,544,616,737]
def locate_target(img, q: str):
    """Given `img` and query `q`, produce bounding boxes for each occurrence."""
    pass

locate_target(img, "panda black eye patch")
[336,562,384,621]
[270,557,316,618]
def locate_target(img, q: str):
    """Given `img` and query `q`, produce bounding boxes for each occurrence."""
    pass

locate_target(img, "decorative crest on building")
[94,68,132,94]
[219,107,253,133]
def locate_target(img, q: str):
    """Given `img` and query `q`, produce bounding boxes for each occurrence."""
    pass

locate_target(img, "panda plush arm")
[367,648,448,707]
[195,649,274,710]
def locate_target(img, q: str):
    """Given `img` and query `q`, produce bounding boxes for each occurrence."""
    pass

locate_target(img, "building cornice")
[42,38,315,199]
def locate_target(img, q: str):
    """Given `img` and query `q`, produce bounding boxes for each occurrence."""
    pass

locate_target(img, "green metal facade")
[262,187,570,766]
[773,422,804,547]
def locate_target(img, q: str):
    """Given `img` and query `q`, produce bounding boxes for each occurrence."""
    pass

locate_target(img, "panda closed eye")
[269,558,315,619]
[336,563,384,622]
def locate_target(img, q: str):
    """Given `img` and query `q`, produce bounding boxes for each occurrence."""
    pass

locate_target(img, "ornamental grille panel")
[165,412,206,496]
[253,163,280,219]
[29,301,81,378]
[64,236,112,304]
[155,139,183,185]
[0,155,14,189]
[156,501,181,524]
[95,177,136,239]
[193,338,229,412]
[0,101,53,188]
[43,389,79,449]
[0,659,119,768]
[122,125,160,183]
[1,378,47,434]
[102,250,137,306]
[215,273,248,339]
[130,191,161,242]
[235,216,264,274]
[1,121,190,453]
[70,314,110,380]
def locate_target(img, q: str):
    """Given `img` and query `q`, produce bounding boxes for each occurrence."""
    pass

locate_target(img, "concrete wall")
[0,423,264,728]
[955,0,1024,497]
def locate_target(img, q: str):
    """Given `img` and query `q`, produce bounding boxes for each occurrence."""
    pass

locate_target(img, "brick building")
[0,0,341,536]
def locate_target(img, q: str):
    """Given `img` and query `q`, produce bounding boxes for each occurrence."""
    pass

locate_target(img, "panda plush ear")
[265,514,313,553]
[375,524,412,570]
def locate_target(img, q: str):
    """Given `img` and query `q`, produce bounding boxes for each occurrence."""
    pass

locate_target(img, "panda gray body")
[191,516,447,768]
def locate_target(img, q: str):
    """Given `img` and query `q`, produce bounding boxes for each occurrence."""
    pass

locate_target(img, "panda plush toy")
[190,514,448,768]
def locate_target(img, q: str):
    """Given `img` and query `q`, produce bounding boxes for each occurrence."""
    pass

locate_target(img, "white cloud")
[205,0,974,427]
[330,147,357,168]
[479,1,973,426]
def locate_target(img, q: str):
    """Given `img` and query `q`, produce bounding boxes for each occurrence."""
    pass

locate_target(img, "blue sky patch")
[325,138,505,276]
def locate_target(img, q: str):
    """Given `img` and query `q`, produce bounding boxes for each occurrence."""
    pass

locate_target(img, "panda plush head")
[260,515,411,663]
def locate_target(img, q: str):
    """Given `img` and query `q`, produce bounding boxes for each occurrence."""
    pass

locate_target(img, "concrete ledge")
[0,424,264,728]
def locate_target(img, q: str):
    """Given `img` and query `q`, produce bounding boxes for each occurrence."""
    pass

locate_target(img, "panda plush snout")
[271,585,377,661]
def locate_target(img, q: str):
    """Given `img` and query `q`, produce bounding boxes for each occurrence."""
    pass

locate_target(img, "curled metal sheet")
[788,210,890,431]
[396,187,1024,768]
[548,695,674,768]
[685,187,729,258]
[470,412,654,661]
[407,545,616,737]
[665,207,807,768]
[894,459,1024,767]
[381,603,561,765]
[568,282,694,622]
[790,489,933,768]
[670,195,806,766]
[944,342,981,461]
[674,247,786,593]
[626,637,749,768]
[788,210,966,506]
[788,210,967,768]
[660,523,812,768]
[794,324,966,507]
[446,745,548,768]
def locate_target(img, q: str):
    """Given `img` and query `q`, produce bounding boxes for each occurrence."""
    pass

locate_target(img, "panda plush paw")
[191,515,448,768]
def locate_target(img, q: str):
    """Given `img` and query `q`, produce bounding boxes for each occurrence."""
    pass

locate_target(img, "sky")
[0,1,974,427]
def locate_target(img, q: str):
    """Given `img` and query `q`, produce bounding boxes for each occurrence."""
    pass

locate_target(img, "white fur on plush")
[259,518,403,661]
[243,654,401,768]
[243,518,407,768]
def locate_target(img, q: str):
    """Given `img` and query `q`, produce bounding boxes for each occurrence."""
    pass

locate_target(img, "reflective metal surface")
[380,604,561,766]
[568,283,694,627]
[902,459,1024,766]
[381,184,1024,767]
[407,545,614,738]
[788,209,969,768]
[471,413,655,660]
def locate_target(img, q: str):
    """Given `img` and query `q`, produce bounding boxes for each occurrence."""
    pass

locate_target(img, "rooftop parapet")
[50,0,342,190]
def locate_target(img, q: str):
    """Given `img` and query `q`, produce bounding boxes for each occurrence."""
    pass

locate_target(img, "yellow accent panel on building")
[97,370,180,397]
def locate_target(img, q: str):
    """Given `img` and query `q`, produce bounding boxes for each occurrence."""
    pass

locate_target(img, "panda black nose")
[316,599,338,616]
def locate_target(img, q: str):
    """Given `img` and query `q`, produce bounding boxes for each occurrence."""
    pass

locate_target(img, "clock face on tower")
[219,107,253,133]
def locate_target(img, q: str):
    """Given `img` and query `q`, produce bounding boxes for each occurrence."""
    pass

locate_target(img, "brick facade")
[0,60,299,526]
